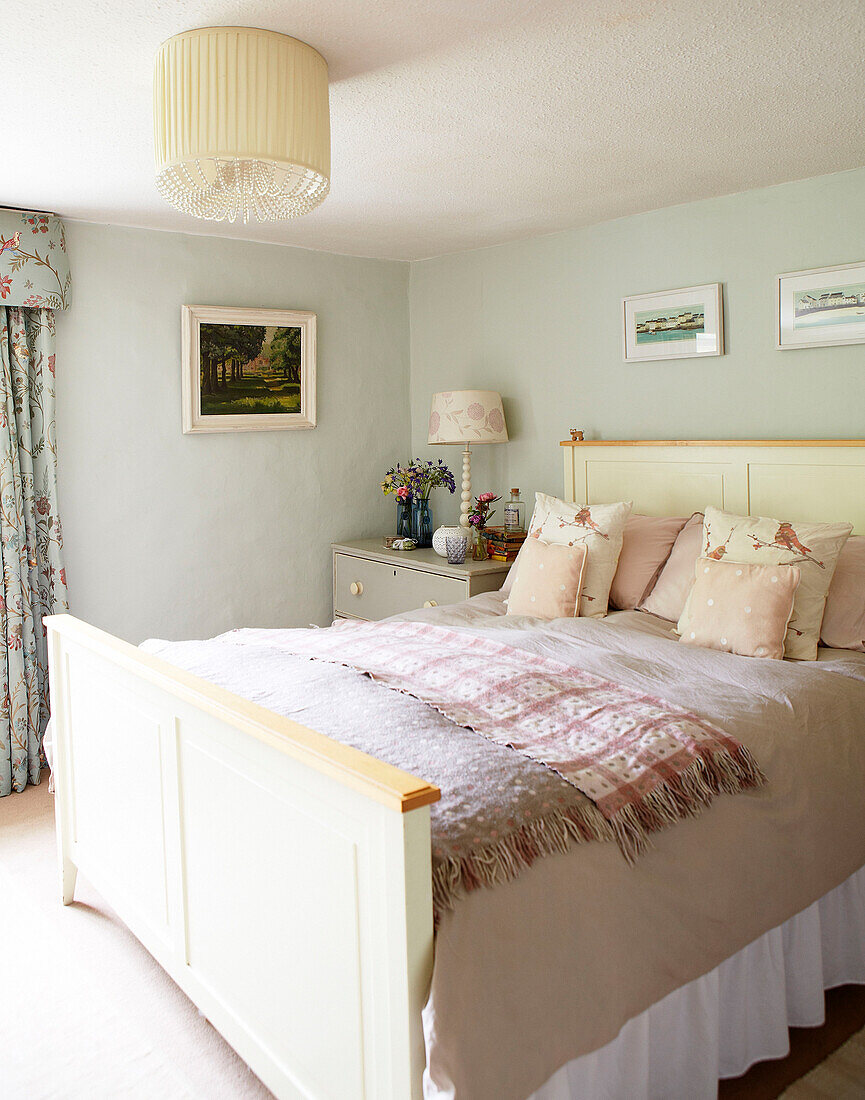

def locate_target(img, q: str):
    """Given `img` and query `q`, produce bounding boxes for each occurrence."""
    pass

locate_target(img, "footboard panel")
[46,615,440,1100]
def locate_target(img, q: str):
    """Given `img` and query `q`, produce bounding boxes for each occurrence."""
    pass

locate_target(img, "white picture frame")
[182,304,317,433]
[776,261,865,350]
[622,283,724,363]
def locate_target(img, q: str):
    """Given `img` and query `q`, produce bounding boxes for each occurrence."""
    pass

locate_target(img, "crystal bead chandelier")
[153,28,331,224]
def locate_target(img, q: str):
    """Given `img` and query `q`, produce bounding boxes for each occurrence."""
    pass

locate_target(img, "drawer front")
[334,554,467,621]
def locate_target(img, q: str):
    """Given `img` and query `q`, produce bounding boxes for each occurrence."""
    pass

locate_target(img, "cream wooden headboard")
[562,440,865,535]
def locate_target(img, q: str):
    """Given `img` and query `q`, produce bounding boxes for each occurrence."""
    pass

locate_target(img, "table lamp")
[427,390,509,528]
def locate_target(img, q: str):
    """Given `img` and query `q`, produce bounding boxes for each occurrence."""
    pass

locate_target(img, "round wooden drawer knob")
[350,581,363,596]
[423,600,438,608]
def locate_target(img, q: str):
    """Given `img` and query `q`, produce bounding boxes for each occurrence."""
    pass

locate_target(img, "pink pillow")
[638,513,704,622]
[820,536,865,652]
[678,558,801,660]
[609,514,688,610]
[506,539,587,620]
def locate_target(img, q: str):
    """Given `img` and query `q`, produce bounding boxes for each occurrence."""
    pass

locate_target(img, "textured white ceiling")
[5,0,865,260]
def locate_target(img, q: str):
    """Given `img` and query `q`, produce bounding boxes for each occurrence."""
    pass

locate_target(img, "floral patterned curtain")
[0,306,67,794]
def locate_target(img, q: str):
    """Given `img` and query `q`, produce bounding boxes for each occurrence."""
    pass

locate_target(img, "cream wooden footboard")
[46,614,440,1100]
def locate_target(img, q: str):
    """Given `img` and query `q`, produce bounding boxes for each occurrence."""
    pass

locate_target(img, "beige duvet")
[401,594,865,1100]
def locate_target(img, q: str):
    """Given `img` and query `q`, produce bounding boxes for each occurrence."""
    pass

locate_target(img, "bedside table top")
[332,538,513,579]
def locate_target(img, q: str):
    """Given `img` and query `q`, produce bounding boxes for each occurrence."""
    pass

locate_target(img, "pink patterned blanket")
[271,620,765,867]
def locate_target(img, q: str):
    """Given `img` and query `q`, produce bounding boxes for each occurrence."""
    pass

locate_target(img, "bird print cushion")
[524,493,632,617]
[678,558,801,660]
[696,506,852,660]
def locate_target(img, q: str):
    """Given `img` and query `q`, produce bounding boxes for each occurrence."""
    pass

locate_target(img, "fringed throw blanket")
[262,620,765,911]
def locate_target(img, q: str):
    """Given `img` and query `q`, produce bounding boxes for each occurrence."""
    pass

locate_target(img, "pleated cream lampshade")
[153,27,330,224]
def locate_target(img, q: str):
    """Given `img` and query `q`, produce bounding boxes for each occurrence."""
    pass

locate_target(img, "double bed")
[47,440,865,1099]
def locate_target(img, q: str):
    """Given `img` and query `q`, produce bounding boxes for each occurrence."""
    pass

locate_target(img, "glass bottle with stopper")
[504,488,525,532]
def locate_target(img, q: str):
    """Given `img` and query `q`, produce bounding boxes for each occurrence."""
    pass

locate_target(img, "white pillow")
[522,493,632,617]
[700,506,851,660]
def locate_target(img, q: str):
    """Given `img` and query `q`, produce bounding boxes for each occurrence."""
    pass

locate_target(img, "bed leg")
[60,854,78,905]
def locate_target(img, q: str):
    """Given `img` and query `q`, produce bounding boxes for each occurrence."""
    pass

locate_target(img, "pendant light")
[153,27,330,224]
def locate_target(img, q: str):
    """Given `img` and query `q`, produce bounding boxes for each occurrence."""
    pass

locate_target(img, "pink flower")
[467,402,484,420]
[0,275,11,300]
[488,408,505,433]
[428,410,440,437]
[396,486,410,500]
[478,492,496,502]
[59,569,66,587]
[48,355,55,376]
[35,496,50,516]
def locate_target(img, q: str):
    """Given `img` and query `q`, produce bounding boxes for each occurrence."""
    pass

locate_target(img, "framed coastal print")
[623,283,723,363]
[181,305,316,433]
[777,261,865,350]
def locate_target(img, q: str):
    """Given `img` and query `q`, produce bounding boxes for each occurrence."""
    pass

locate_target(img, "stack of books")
[483,526,527,562]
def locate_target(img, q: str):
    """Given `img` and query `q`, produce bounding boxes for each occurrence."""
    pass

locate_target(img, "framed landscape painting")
[182,305,316,433]
[623,283,723,362]
[777,261,865,350]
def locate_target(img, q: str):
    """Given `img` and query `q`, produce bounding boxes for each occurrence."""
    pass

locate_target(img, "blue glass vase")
[411,498,433,547]
[396,499,412,539]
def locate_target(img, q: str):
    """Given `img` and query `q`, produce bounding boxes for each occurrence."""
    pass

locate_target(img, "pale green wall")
[409,167,865,521]
[57,223,409,642]
[54,168,865,640]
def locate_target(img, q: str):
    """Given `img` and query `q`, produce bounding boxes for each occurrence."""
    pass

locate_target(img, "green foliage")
[200,323,265,365]
[268,326,302,381]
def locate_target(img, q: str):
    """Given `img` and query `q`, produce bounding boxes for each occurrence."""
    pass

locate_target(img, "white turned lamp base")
[460,445,472,528]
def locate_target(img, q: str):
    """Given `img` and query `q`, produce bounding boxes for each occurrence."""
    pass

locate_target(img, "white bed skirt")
[520,865,865,1100]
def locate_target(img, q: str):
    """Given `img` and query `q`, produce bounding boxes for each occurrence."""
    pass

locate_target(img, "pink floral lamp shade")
[427,391,508,444]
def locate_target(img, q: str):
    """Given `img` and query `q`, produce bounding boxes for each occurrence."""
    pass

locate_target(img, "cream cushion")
[699,506,852,660]
[820,536,865,652]
[610,514,688,611]
[524,494,632,617]
[506,539,587,620]
[678,558,800,660]
[638,513,704,623]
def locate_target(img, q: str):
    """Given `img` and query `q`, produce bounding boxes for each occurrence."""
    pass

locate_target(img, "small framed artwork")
[777,261,865,350]
[181,305,316,433]
[623,283,723,362]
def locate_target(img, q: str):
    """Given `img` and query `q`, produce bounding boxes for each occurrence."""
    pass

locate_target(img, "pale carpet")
[0,776,272,1100]
[2,777,864,1099]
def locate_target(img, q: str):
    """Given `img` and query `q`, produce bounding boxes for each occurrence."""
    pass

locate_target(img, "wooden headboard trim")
[561,439,865,448]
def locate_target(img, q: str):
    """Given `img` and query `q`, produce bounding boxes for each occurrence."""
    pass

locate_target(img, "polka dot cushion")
[678,557,800,659]
[506,538,588,620]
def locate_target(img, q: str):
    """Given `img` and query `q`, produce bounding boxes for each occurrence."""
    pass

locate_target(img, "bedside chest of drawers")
[332,538,512,622]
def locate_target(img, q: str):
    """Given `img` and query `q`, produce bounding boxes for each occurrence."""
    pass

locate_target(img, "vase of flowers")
[468,492,500,560]
[381,458,456,548]
[410,498,433,547]
[395,487,412,539]
[381,464,415,538]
